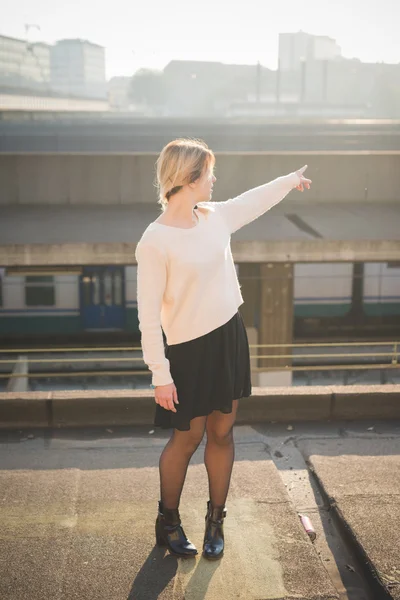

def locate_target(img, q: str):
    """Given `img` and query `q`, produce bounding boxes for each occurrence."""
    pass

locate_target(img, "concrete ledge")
[332,385,400,419]
[237,386,332,423]
[0,385,399,429]
[0,391,50,428]
[52,393,154,428]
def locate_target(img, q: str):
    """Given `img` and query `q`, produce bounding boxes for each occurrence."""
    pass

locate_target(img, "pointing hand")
[295,165,312,192]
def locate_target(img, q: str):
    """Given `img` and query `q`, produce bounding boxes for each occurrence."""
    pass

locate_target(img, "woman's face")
[197,163,216,201]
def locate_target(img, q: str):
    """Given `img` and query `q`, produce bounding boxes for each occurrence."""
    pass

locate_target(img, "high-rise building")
[279,31,341,71]
[0,34,51,90]
[50,39,106,98]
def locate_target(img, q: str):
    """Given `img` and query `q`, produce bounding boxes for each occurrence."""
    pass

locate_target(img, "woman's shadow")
[128,544,221,600]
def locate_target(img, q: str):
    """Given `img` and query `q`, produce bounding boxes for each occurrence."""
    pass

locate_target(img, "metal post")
[322,59,328,103]
[256,61,261,103]
[300,58,306,103]
[276,58,281,104]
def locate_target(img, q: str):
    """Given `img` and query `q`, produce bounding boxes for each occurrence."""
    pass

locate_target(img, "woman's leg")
[204,400,239,507]
[159,415,207,510]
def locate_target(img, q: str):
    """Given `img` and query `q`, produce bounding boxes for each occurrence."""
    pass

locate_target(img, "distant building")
[279,31,341,71]
[50,39,106,98]
[0,34,51,91]
[163,60,275,116]
[108,76,131,110]
[0,34,107,100]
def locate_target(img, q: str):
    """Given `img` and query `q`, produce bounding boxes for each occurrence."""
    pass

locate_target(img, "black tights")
[159,400,238,510]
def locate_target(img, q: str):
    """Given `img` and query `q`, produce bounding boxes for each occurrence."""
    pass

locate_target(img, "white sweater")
[135,171,301,386]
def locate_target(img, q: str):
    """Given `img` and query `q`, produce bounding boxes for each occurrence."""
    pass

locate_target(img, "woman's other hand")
[154,382,179,412]
[295,165,312,192]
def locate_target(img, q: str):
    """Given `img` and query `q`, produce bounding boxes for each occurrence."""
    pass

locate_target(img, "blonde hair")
[155,138,215,212]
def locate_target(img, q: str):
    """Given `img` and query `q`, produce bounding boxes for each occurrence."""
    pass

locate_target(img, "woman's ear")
[188,179,199,191]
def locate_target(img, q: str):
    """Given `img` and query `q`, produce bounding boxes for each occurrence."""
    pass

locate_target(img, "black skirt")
[154,310,252,431]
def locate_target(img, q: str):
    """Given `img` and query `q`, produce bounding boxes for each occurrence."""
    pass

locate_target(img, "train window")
[104,271,112,306]
[364,262,400,318]
[25,276,55,306]
[114,271,122,305]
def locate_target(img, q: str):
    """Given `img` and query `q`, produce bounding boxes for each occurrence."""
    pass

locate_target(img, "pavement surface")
[298,434,400,600]
[0,419,399,600]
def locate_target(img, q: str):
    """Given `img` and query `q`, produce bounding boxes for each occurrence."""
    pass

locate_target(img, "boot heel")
[155,520,167,546]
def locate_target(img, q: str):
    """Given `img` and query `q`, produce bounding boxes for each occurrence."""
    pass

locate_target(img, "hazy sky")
[1,0,399,79]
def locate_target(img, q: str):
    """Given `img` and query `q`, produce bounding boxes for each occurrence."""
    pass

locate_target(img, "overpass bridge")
[0,114,399,384]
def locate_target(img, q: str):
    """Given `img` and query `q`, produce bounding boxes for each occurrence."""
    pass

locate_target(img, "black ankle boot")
[155,501,198,558]
[202,500,227,560]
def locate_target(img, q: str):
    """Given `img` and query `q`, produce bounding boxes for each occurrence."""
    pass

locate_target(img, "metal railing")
[0,341,398,380]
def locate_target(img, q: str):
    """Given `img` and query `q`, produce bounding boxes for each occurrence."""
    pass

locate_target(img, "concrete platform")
[298,435,400,599]
[1,385,400,429]
[0,423,347,600]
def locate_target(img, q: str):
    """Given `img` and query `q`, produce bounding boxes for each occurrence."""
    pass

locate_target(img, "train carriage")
[0,263,399,340]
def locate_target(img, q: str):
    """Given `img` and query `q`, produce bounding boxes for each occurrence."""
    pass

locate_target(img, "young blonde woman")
[135,138,311,560]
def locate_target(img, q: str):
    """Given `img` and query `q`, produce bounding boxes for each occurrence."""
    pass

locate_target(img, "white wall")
[2,154,399,205]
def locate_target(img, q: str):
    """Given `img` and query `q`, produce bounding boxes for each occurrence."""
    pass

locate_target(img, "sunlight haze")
[1,0,398,79]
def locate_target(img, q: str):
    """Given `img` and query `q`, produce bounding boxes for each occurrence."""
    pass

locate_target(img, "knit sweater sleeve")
[214,172,301,234]
[135,240,174,387]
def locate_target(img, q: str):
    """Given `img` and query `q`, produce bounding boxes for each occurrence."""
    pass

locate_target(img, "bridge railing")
[0,341,398,381]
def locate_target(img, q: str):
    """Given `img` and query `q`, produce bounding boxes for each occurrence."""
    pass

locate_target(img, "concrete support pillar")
[239,264,261,385]
[238,264,260,329]
[259,263,294,387]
